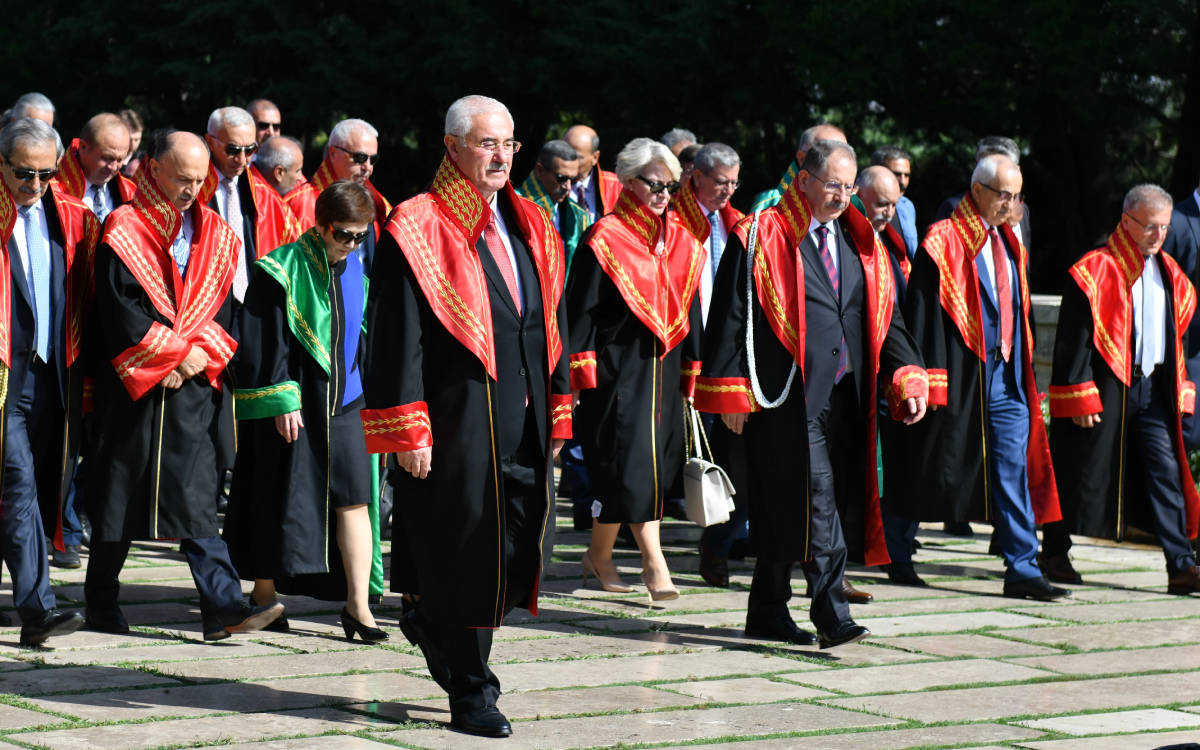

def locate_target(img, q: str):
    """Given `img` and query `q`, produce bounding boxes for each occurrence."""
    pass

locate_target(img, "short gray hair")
[11,92,54,120]
[970,153,1017,187]
[537,139,578,170]
[693,143,740,174]
[660,128,696,149]
[1123,183,1172,214]
[871,145,911,166]
[0,117,64,161]
[975,136,1020,164]
[329,118,379,148]
[257,135,302,172]
[444,95,512,137]
[800,139,856,177]
[615,137,681,183]
[206,106,254,136]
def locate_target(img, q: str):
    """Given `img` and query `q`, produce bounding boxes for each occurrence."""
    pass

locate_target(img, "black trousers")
[1044,370,1198,573]
[748,378,857,634]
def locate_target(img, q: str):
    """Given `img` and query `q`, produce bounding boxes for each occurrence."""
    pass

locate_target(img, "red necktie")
[988,227,1013,362]
[484,212,522,315]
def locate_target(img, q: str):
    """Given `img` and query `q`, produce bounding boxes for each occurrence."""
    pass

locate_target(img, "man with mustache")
[698,139,928,648]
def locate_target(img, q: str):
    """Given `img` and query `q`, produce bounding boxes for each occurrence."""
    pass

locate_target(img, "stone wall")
[1031,294,1061,390]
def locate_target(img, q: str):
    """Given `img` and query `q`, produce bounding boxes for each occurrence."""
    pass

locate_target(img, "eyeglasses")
[331,227,370,245]
[209,134,258,158]
[332,145,379,165]
[635,174,680,195]
[1124,212,1170,235]
[812,174,858,197]
[5,164,56,182]
[464,138,521,155]
[702,174,741,190]
[255,121,281,133]
[978,182,1023,204]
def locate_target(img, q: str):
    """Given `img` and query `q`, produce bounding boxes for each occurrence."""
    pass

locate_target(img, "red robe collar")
[54,139,137,204]
[104,166,239,343]
[383,155,564,380]
[587,188,705,354]
[197,162,302,258]
[881,219,911,281]
[311,157,392,223]
[596,169,622,215]
[673,178,745,245]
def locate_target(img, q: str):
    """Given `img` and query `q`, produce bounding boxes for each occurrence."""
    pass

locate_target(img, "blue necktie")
[171,226,190,280]
[816,226,847,382]
[21,206,50,361]
[708,211,722,279]
[90,184,107,223]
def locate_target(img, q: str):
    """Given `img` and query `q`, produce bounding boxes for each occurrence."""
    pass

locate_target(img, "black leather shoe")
[0,610,11,627]
[698,540,729,588]
[249,596,289,633]
[817,622,870,649]
[85,606,130,634]
[51,545,81,569]
[842,576,873,603]
[1167,565,1200,595]
[19,609,84,647]
[213,601,284,638]
[1038,552,1083,585]
[943,521,973,536]
[885,563,928,587]
[397,600,452,691]
[1003,576,1071,601]
[744,614,816,645]
[451,706,512,737]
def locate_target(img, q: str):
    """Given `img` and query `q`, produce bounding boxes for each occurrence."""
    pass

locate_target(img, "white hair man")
[361,95,571,738]
[252,136,305,198]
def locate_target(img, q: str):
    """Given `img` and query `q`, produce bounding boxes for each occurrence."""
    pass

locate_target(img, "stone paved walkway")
[2,506,1199,749]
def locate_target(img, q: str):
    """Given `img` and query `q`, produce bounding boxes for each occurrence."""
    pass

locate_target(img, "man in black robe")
[362,95,571,738]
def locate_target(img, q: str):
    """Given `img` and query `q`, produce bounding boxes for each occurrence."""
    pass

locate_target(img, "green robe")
[518,172,590,273]
[749,159,799,213]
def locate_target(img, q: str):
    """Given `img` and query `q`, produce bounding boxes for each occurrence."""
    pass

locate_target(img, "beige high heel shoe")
[642,569,679,602]
[581,550,635,593]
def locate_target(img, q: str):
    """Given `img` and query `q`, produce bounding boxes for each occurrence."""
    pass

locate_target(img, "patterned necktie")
[816,226,847,382]
[225,178,248,301]
[20,206,50,361]
[988,227,1013,362]
[707,211,722,279]
[171,225,191,279]
[90,184,107,223]
[484,210,521,315]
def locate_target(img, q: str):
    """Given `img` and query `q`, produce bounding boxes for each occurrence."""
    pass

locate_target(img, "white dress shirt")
[1132,253,1167,376]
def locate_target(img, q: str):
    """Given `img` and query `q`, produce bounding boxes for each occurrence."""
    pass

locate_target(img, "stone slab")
[383,702,898,749]
[824,672,1188,722]
[23,640,286,666]
[855,610,1047,636]
[0,628,184,656]
[1020,708,1200,735]
[656,723,1044,749]
[0,703,70,730]
[1017,729,1200,749]
[215,738,395,750]
[0,664,179,695]
[490,631,723,663]
[663,676,833,702]
[492,650,823,692]
[1014,597,1200,623]
[13,707,378,750]
[151,647,425,680]
[1010,644,1200,676]
[874,633,1061,658]
[992,619,1200,650]
[785,658,1050,694]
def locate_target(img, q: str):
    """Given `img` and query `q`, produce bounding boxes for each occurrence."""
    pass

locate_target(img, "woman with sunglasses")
[224,180,387,642]
[565,138,706,600]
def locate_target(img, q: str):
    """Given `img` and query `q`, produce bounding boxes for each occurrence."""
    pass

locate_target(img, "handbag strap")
[686,400,714,462]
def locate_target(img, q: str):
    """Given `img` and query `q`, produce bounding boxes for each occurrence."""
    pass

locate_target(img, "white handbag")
[682,400,737,527]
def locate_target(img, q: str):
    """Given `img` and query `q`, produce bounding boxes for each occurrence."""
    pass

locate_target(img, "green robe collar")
[256,228,337,376]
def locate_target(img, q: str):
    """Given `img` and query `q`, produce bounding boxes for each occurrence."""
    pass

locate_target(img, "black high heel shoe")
[340,607,388,643]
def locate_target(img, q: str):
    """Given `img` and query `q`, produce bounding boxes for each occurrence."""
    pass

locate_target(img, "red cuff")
[1048,382,1103,418]
[927,368,948,407]
[362,402,432,453]
[112,322,190,401]
[550,393,573,440]
[194,321,238,389]
[887,365,929,421]
[680,360,700,399]
[569,351,597,391]
[694,376,758,413]
[1182,380,1196,415]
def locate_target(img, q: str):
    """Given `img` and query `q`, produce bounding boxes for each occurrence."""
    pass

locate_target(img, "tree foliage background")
[4,0,1198,291]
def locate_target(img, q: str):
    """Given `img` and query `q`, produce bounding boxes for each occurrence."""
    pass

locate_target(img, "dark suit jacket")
[935,193,1033,252]
[7,194,69,405]
[1163,194,1200,447]
[800,220,865,418]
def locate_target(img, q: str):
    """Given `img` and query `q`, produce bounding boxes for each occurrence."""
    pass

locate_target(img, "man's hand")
[177,345,208,379]
[552,438,565,458]
[397,447,432,478]
[162,371,184,389]
[274,410,304,443]
[1072,412,1102,429]
[721,412,748,435]
[902,396,928,425]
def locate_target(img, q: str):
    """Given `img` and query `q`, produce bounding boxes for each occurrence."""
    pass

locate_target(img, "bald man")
[252,136,305,198]
[564,124,622,222]
[54,113,135,223]
[751,123,847,212]
[84,130,285,640]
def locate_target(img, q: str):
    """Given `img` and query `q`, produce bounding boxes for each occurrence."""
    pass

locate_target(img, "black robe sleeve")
[233,270,294,413]
[700,233,751,385]
[903,248,950,406]
[363,231,428,434]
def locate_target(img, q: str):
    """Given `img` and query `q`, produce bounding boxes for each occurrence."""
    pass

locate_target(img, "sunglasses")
[635,174,680,195]
[333,145,379,165]
[5,164,56,182]
[255,121,281,132]
[552,173,575,185]
[331,227,370,246]
[209,134,258,158]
